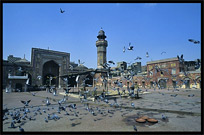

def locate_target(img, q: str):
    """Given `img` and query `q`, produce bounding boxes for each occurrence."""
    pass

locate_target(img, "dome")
[15,58,30,64]
[97,29,106,39]
[98,30,105,36]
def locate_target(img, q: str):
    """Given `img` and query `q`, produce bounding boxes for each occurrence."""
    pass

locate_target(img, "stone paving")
[2,88,201,132]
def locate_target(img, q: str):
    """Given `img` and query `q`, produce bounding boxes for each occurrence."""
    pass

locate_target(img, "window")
[171,68,176,74]
[171,63,176,67]
[148,65,153,70]
[161,64,166,68]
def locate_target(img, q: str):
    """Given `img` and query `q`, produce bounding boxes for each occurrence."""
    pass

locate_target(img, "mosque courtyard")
[2,87,201,132]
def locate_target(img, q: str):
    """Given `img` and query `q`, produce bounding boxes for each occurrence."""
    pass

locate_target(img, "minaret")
[96,28,108,69]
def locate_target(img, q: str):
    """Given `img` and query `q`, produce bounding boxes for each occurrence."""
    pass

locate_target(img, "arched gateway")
[31,48,70,88]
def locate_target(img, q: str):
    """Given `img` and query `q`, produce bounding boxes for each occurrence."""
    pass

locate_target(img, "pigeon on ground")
[162,114,167,120]
[46,97,51,106]
[19,126,24,132]
[133,125,137,131]
[45,117,48,123]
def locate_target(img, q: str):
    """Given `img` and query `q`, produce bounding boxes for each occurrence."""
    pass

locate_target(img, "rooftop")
[147,57,178,65]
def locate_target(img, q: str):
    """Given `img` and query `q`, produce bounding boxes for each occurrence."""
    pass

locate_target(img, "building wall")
[31,48,70,87]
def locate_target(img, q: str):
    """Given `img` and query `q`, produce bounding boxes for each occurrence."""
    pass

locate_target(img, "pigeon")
[135,56,142,60]
[31,92,37,96]
[188,94,194,97]
[78,59,85,65]
[46,97,50,106]
[3,115,9,120]
[43,109,46,113]
[64,87,71,94]
[37,76,42,80]
[104,98,109,104]
[20,100,31,107]
[188,39,194,42]
[53,90,57,96]
[131,102,135,108]
[188,39,200,44]
[5,87,10,93]
[45,117,48,123]
[162,114,167,120]
[195,59,201,69]
[146,52,149,58]
[60,8,65,13]
[123,46,126,53]
[133,125,137,131]
[68,104,76,109]
[26,78,30,85]
[177,54,184,63]
[161,51,166,55]
[193,40,200,44]
[9,120,16,128]
[108,60,115,65]
[64,111,69,115]
[171,94,178,97]
[127,42,134,50]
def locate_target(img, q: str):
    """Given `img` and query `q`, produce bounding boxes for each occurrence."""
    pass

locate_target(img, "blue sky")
[3,3,201,68]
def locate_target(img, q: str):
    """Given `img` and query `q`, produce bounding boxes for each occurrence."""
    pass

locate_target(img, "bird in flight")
[60,8,65,13]
[20,100,31,107]
[127,42,134,50]
[188,39,200,44]
[78,59,85,65]
[177,54,184,63]
[146,52,149,58]
[108,60,115,65]
[161,51,166,55]
[123,46,126,53]
[135,56,142,60]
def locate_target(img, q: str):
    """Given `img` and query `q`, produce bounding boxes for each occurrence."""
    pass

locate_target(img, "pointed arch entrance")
[42,60,59,86]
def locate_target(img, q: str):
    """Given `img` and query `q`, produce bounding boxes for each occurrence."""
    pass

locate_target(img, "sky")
[3,3,201,68]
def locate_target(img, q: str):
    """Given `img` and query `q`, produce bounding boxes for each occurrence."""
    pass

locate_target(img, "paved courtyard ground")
[2,87,201,132]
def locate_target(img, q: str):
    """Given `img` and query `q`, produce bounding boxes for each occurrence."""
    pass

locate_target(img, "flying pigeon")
[135,56,142,60]
[146,52,149,58]
[78,59,85,65]
[193,41,200,44]
[188,39,200,44]
[177,54,184,63]
[20,100,31,106]
[127,42,134,50]
[161,51,166,55]
[123,46,126,53]
[60,8,65,13]
[26,78,29,85]
[108,60,115,65]
[188,39,194,42]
